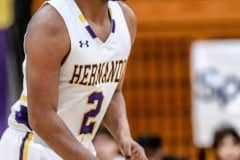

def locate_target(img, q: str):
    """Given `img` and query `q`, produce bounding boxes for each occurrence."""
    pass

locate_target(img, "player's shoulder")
[24,5,70,62]
[26,5,67,37]
[118,1,136,26]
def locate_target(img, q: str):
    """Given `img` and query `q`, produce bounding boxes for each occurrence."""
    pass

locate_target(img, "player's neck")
[74,0,109,24]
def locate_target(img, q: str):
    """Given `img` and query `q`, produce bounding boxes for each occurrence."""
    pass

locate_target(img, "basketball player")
[0,0,147,159]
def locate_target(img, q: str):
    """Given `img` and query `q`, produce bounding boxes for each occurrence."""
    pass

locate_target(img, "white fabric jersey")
[7,0,131,154]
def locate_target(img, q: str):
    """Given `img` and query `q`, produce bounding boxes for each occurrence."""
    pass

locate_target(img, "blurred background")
[2,0,240,159]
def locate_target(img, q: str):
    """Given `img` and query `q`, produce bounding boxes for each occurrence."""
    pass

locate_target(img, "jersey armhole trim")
[61,43,71,66]
[44,1,72,66]
[117,1,132,45]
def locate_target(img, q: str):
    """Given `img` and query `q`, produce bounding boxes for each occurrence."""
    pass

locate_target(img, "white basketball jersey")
[8,0,131,150]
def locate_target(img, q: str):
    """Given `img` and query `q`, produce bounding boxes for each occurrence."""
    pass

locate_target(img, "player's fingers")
[120,142,132,158]
[124,144,132,158]
[131,144,147,160]
[132,145,140,154]
[132,150,145,158]
[132,154,148,160]
[132,142,144,154]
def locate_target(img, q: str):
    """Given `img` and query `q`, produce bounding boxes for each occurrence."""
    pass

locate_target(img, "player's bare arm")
[103,2,147,160]
[25,5,98,160]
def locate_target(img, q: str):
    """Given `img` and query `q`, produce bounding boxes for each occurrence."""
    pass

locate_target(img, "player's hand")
[118,137,148,160]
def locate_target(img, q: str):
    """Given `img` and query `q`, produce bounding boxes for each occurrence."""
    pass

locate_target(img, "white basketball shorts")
[0,127,62,160]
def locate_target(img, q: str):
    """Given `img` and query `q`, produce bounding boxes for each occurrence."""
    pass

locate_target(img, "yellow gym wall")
[0,0,13,27]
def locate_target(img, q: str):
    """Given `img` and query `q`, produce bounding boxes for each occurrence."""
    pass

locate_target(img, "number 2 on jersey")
[80,91,104,134]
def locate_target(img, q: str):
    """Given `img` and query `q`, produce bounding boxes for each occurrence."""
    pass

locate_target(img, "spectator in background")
[93,128,124,160]
[213,126,240,160]
[137,135,163,160]
[137,135,187,160]
[94,131,187,160]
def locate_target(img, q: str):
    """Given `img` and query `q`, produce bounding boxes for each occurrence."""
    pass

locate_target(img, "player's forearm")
[103,91,132,141]
[29,109,98,160]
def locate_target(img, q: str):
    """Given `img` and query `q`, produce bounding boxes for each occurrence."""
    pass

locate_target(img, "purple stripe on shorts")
[85,26,97,39]
[15,105,32,130]
[19,132,29,160]
[112,19,116,33]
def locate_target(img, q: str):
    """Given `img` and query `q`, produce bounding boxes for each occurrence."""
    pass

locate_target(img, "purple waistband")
[15,105,32,130]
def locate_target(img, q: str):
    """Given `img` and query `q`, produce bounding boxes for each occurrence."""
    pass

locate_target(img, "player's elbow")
[28,110,44,132]
[28,106,55,132]
[29,118,40,132]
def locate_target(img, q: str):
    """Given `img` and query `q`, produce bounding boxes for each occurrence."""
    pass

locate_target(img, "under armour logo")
[79,40,90,48]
